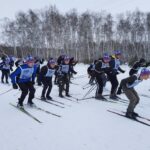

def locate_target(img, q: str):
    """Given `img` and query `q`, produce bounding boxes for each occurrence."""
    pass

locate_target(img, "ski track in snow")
[0,64,150,150]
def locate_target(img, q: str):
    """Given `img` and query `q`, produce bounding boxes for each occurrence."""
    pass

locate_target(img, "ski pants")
[18,82,35,104]
[108,74,119,95]
[122,87,140,113]
[95,73,106,96]
[41,78,52,97]
[1,69,10,82]
[58,75,69,95]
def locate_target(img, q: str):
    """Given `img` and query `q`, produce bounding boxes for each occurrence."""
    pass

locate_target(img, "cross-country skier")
[34,57,44,86]
[40,58,56,100]
[107,50,125,99]
[120,68,150,119]
[54,55,66,85]
[10,56,37,108]
[117,58,150,95]
[0,56,13,84]
[57,56,77,97]
[94,53,110,100]
[87,60,98,85]
[69,57,78,80]
[129,58,150,76]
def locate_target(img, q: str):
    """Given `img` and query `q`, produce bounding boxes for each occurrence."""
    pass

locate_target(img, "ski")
[116,96,128,102]
[140,94,150,99]
[0,88,13,96]
[110,109,150,122]
[10,103,42,123]
[77,96,94,101]
[78,96,117,103]
[107,110,150,127]
[36,95,65,105]
[68,95,78,101]
[113,98,128,104]
[35,97,65,108]
[104,94,128,102]
[137,115,150,122]
[60,96,78,103]
[50,99,65,105]
[29,105,61,118]
[120,111,150,122]
[70,81,79,85]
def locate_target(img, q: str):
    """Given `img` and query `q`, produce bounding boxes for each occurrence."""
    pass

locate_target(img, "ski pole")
[78,96,94,101]
[83,84,95,90]
[82,83,89,88]
[0,88,13,96]
[82,84,96,99]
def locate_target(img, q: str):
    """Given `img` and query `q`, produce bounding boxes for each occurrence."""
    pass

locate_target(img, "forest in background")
[1,5,150,63]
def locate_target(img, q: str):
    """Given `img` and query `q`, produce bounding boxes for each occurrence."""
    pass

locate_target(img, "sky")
[0,0,150,20]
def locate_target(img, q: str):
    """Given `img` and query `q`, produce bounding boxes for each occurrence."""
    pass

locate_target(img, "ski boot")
[41,96,46,101]
[66,93,71,97]
[17,102,24,109]
[27,101,36,107]
[132,112,139,117]
[110,94,118,100]
[46,96,52,100]
[125,112,136,119]
[59,94,64,98]
[95,94,106,100]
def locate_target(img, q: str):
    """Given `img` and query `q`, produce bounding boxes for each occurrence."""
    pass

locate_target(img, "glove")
[32,81,35,85]
[13,83,18,89]
[117,87,122,95]
[38,82,42,86]
[110,70,118,75]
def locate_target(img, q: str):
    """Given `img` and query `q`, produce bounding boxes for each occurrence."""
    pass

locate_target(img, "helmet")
[103,53,110,61]
[140,68,150,76]
[25,56,35,63]
[48,59,56,65]
[114,50,121,55]
[64,56,70,61]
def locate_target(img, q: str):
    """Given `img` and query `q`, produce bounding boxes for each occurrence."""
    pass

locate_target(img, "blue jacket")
[10,64,37,84]
[109,58,124,74]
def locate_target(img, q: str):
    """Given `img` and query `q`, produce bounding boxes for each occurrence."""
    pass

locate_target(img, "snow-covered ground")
[0,64,150,150]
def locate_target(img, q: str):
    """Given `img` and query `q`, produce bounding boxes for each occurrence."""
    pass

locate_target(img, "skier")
[34,57,44,86]
[9,55,15,70]
[117,58,150,95]
[120,68,150,119]
[40,58,56,100]
[0,56,13,83]
[94,53,110,100]
[54,55,66,85]
[69,57,78,80]
[57,56,77,98]
[107,50,125,99]
[129,58,150,76]
[87,60,97,85]
[10,56,37,108]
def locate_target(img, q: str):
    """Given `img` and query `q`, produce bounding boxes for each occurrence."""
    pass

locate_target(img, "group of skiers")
[87,50,150,119]
[5,54,77,108]
[0,50,150,120]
